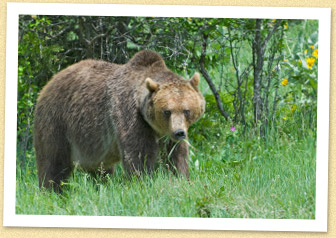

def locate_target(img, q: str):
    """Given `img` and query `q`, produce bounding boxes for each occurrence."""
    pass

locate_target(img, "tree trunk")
[253,19,263,127]
[252,19,282,136]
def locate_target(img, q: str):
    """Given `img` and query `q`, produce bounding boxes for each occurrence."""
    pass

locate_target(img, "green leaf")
[308,77,317,90]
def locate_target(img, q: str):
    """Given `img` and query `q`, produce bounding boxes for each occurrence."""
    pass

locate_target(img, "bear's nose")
[173,129,186,140]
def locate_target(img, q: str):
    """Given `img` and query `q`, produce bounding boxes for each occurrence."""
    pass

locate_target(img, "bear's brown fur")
[34,50,205,191]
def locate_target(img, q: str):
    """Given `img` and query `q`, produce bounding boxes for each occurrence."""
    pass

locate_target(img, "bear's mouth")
[170,129,187,142]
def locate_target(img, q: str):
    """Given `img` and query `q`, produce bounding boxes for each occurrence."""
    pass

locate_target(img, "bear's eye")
[163,110,171,118]
[184,110,190,117]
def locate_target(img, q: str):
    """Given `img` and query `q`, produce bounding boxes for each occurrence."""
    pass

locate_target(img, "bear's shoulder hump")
[127,50,166,69]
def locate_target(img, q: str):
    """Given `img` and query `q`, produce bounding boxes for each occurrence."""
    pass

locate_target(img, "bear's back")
[35,59,119,147]
[46,60,116,93]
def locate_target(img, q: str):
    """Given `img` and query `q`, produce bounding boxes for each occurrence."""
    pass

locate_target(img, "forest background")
[16,15,318,218]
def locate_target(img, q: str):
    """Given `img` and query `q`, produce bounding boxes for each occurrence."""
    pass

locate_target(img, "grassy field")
[16,111,316,219]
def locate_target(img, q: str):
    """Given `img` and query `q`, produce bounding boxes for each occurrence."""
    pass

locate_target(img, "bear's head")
[142,72,205,142]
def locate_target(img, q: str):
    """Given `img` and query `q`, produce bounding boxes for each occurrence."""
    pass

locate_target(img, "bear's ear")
[145,78,159,92]
[190,72,200,89]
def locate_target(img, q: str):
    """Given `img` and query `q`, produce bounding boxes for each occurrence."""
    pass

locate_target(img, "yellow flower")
[310,45,314,49]
[298,59,302,64]
[272,19,277,23]
[284,22,288,29]
[313,49,318,59]
[283,117,287,120]
[284,59,288,62]
[188,17,192,22]
[306,57,316,69]
[304,49,308,54]
[281,78,288,86]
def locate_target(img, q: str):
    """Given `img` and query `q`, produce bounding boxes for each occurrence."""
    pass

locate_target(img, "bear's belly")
[70,139,120,171]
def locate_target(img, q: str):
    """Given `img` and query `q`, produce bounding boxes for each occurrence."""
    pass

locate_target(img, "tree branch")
[261,20,282,55]
[199,33,230,120]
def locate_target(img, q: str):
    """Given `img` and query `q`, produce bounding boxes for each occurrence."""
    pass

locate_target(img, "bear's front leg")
[167,141,190,179]
[118,122,159,176]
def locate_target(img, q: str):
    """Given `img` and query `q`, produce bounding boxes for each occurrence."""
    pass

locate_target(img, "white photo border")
[3,3,331,232]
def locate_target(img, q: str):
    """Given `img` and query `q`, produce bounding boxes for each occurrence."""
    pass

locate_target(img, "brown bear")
[34,50,205,191]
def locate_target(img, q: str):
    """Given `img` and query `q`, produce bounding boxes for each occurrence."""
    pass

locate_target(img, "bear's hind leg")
[35,132,73,192]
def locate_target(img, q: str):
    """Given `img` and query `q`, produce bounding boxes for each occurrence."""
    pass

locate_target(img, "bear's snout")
[173,129,186,140]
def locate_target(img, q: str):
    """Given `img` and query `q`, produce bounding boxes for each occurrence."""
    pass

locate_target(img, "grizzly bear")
[34,50,205,191]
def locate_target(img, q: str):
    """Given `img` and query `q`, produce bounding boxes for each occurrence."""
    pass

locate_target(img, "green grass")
[16,116,316,219]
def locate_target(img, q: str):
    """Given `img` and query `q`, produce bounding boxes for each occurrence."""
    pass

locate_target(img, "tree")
[252,19,283,136]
